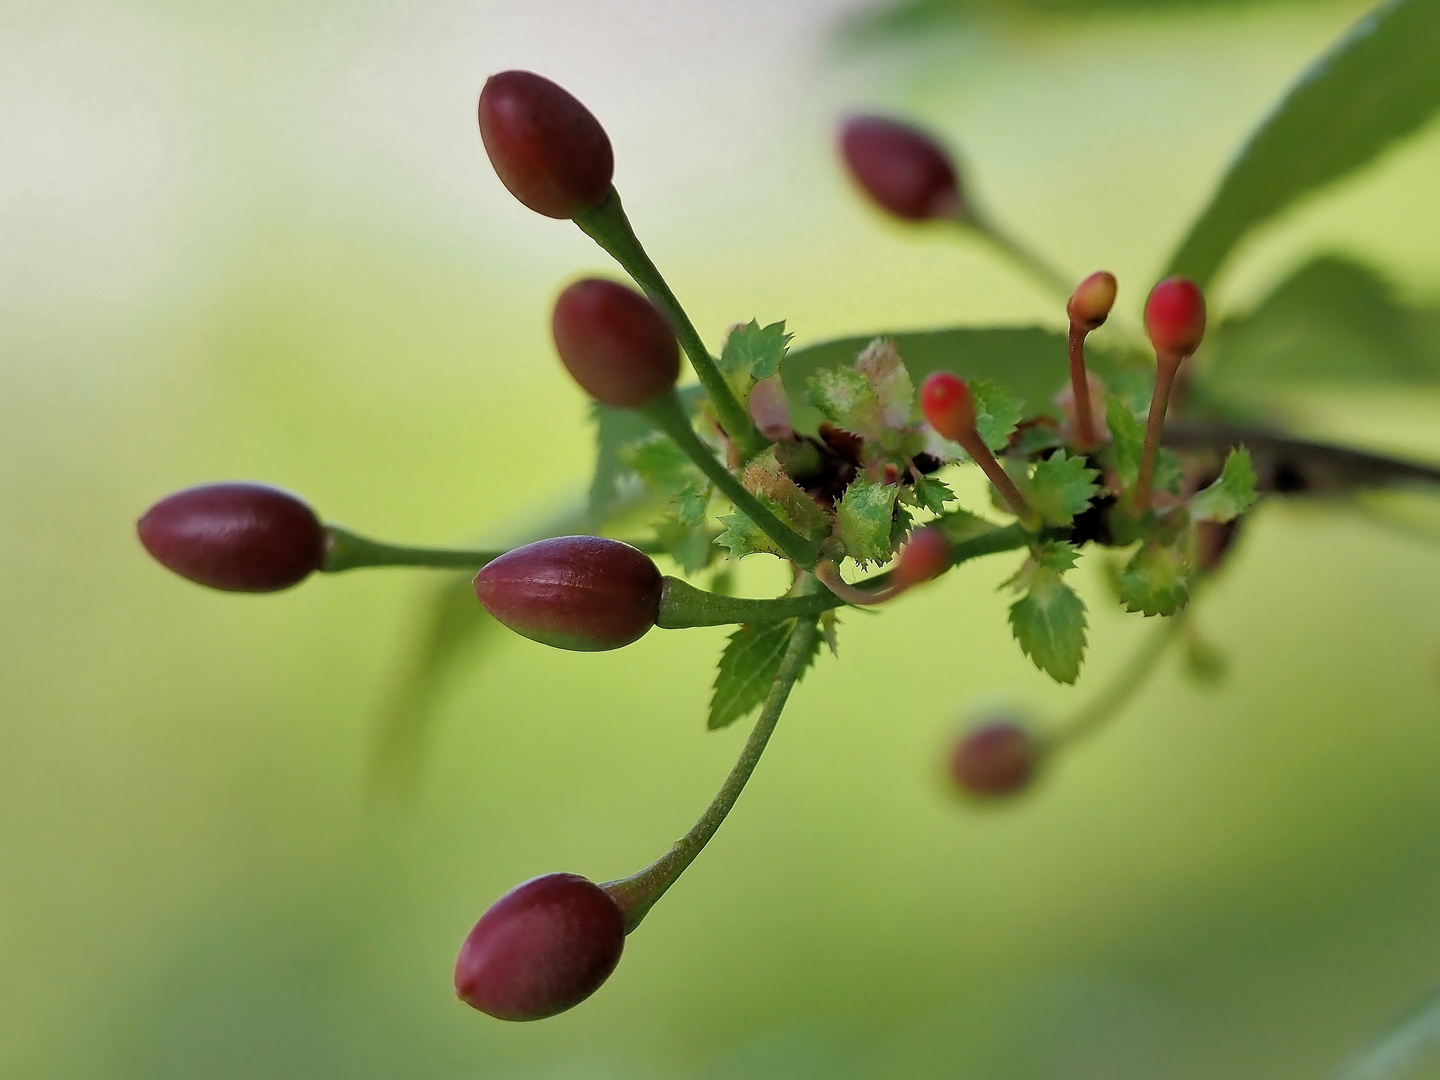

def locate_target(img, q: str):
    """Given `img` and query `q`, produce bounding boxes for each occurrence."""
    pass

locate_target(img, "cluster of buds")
[136,68,1245,1024]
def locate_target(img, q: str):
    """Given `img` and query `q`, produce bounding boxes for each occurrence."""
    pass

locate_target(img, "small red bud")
[894,526,950,591]
[478,71,614,220]
[455,873,625,1022]
[1144,277,1207,359]
[137,483,326,592]
[1067,270,1118,331]
[838,115,963,222]
[919,371,976,443]
[552,278,681,408]
[474,536,662,651]
[949,719,1039,798]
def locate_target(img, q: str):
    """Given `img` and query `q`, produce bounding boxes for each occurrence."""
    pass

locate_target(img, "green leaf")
[1118,542,1191,617]
[719,319,792,402]
[1026,450,1100,527]
[784,327,1148,436]
[624,435,711,525]
[1105,396,1146,490]
[1203,255,1440,391]
[1191,447,1259,523]
[710,621,794,730]
[806,364,885,439]
[837,477,900,565]
[588,404,655,525]
[1336,980,1440,1080]
[855,338,916,428]
[1167,0,1440,287]
[716,509,782,560]
[970,379,1025,452]
[741,450,833,542]
[1036,539,1081,573]
[653,520,715,576]
[1007,562,1088,685]
[905,475,955,513]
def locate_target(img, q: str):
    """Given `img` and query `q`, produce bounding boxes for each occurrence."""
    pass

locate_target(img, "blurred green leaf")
[784,327,1147,435]
[1191,447,1258,522]
[1118,541,1191,616]
[1336,982,1440,1080]
[1202,255,1440,391]
[845,0,1281,42]
[1167,0,1440,288]
[589,386,707,526]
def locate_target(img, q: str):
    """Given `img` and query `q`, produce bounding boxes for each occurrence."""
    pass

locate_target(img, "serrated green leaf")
[1167,0,1440,288]
[783,327,1149,437]
[906,475,955,513]
[1118,542,1191,617]
[806,364,885,439]
[1191,447,1259,523]
[710,621,794,730]
[820,610,841,657]
[1037,540,1081,573]
[837,477,899,565]
[1008,565,1088,684]
[970,379,1025,452]
[653,519,715,575]
[716,510,782,560]
[1026,450,1101,527]
[1106,397,1146,490]
[719,319,792,402]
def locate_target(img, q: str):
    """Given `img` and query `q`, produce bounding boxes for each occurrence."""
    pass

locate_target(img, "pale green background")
[3,1,1440,1077]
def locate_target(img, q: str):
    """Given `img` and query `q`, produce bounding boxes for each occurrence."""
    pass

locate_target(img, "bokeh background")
[4,0,1440,1076]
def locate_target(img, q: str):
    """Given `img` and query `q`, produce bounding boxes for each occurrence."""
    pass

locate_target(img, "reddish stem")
[959,432,1036,527]
[1134,353,1182,513]
[1067,323,1098,448]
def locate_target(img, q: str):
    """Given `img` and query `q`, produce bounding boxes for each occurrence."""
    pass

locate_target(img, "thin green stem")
[576,189,767,461]
[604,607,821,932]
[323,526,504,573]
[643,391,821,569]
[1049,611,1188,749]
[655,520,1037,628]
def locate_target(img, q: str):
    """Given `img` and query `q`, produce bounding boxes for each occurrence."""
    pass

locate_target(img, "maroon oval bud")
[474,536,662,651]
[838,115,963,222]
[478,70,614,220]
[455,872,625,1021]
[137,482,326,592]
[949,719,1040,798]
[1144,277,1207,359]
[552,278,681,408]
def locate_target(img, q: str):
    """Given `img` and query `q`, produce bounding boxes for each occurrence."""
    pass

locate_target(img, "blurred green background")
[3,0,1440,1076]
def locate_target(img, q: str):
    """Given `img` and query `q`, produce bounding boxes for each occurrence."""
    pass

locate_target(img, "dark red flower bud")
[137,482,326,592]
[455,872,625,1021]
[949,719,1039,798]
[552,278,680,408]
[1144,277,1207,359]
[478,70,614,220]
[474,536,662,651]
[838,115,963,222]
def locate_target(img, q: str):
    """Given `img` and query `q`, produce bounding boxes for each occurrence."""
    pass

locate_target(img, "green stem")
[656,520,1037,628]
[1049,610,1188,749]
[323,526,504,573]
[643,391,821,569]
[603,608,821,932]
[576,189,767,461]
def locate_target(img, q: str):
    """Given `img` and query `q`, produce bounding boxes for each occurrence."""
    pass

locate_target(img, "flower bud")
[455,873,625,1021]
[894,526,950,591]
[949,719,1039,798]
[474,536,663,651]
[1067,270,1118,331]
[552,278,681,408]
[838,115,963,222]
[1144,277,1207,359]
[137,482,326,592]
[478,70,614,220]
[919,371,976,443]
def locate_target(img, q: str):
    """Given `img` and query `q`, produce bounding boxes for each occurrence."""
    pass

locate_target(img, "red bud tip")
[919,371,976,443]
[894,527,951,591]
[838,115,963,222]
[1144,277,1206,359]
[137,482,326,592]
[1067,270,1118,331]
[950,720,1039,798]
[475,536,663,652]
[455,873,625,1021]
[552,278,681,408]
[478,71,614,220]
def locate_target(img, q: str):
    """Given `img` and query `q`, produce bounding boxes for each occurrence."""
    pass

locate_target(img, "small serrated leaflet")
[1007,565,1088,684]
[838,477,899,565]
[1118,542,1191,617]
[855,338,915,428]
[907,475,954,513]
[1191,447,1259,522]
[970,379,1024,452]
[717,510,781,560]
[806,365,884,439]
[710,620,795,730]
[719,319,792,401]
[1027,450,1101,527]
